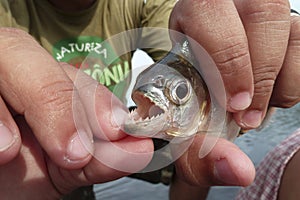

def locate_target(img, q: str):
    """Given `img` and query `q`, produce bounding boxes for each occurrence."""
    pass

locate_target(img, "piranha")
[124,41,239,142]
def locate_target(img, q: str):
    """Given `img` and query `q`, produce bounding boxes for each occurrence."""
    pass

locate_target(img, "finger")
[60,63,129,141]
[0,28,93,169]
[0,116,62,199]
[84,137,154,182]
[170,0,254,112]
[174,135,255,187]
[47,137,154,194]
[233,0,291,128]
[5,114,153,196]
[0,96,21,165]
[48,64,154,191]
[271,15,300,107]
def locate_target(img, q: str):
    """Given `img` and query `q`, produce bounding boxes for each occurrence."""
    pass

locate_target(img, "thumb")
[175,135,255,187]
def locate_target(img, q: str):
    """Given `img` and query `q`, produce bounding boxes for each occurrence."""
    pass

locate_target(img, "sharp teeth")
[130,108,136,114]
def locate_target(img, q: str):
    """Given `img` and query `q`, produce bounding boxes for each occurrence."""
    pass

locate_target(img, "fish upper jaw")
[124,89,171,139]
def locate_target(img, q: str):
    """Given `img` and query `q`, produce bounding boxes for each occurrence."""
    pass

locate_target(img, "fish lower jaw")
[128,110,165,123]
[125,111,167,128]
[123,112,169,138]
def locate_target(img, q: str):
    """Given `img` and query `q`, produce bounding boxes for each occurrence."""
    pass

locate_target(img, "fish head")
[124,50,211,141]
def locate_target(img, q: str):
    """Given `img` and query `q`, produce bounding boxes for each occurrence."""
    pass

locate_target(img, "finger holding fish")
[270,15,300,108]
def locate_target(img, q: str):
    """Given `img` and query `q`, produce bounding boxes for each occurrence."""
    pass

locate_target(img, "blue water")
[94,104,300,199]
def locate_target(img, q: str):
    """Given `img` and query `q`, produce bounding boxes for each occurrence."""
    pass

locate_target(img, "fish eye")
[176,82,189,99]
[170,79,192,105]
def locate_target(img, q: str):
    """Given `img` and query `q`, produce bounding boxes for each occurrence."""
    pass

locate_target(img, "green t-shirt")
[0,0,175,98]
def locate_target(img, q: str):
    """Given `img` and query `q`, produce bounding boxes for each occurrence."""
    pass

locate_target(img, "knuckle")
[272,94,300,108]
[0,97,14,126]
[253,67,278,96]
[290,17,300,41]
[0,27,28,37]
[212,41,251,77]
[0,27,31,43]
[0,28,39,53]
[254,79,275,97]
[242,0,290,21]
[35,80,75,112]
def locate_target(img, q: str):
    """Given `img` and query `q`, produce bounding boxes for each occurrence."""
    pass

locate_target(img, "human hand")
[170,0,300,129]
[169,136,254,200]
[166,0,300,192]
[173,135,254,186]
[0,28,153,199]
[168,136,255,200]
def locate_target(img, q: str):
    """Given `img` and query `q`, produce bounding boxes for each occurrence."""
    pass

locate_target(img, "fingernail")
[229,92,252,111]
[0,122,15,151]
[214,158,239,185]
[241,110,262,128]
[66,131,92,162]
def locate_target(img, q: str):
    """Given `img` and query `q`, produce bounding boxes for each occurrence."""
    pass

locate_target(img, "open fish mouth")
[130,91,165,122]
[125,91,169,138]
